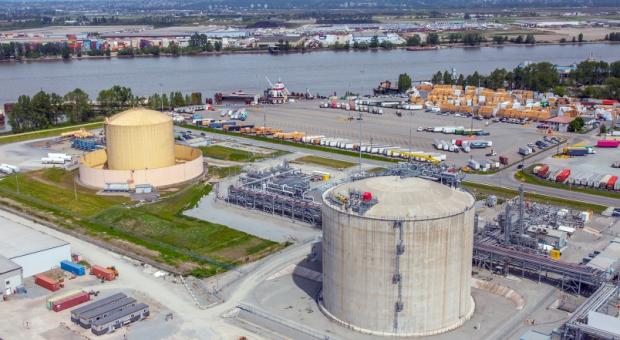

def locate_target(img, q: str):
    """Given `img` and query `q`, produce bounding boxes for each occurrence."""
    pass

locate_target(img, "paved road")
[186,126,620,208]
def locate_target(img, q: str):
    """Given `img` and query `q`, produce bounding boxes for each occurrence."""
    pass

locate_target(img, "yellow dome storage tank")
[105,108,175,170]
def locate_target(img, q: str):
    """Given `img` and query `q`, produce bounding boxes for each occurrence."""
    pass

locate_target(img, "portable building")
[78,296,137,329]
[91,303,149,336]
[71,293,127,323]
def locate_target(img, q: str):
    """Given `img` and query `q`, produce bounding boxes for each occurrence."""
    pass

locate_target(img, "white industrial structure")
[320,176,475,336]
[0,214,71,295]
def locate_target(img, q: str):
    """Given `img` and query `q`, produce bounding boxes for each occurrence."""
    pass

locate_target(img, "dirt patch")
[40,324,85,340]
[214,238,264,261]
[108,238,161,259]
[40,268,66,281]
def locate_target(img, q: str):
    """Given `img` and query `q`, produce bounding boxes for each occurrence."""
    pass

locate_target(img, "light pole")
[409,111,415,156]
[358,112,363,172]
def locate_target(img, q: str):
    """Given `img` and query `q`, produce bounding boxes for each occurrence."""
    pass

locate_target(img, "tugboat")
[265,77,289,104]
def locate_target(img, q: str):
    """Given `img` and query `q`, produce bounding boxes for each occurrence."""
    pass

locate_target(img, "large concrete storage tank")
[105,108,175,170]
[321,176,475,337]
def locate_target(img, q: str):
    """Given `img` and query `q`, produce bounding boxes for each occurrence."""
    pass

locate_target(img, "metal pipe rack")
[226,186,322,226]
[556,283,619,339]
[473,241,605,295]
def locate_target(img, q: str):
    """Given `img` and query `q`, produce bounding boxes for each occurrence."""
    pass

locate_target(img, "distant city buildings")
[0,21,510,55]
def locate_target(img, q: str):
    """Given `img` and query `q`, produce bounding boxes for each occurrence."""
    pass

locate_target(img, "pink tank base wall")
[79,154,204,189]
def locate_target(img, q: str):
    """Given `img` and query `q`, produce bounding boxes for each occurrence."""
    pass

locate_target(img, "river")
[1,43,620,104]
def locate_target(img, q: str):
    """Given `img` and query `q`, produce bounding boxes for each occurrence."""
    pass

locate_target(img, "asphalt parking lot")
[201,100,555,167]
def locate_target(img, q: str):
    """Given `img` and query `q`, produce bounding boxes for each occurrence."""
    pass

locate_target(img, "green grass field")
[200,145,285,162]
[292,155,356,169]
[0,121,103,145]
[207,165,243,178]
[514,165,620,200]
[0,169,281,274]
[462,181,606,213]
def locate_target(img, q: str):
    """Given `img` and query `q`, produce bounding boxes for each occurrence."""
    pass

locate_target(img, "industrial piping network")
[556,283,619,339]
[224,160,609,296]
[472,242,605,295]
[224,160,465,227]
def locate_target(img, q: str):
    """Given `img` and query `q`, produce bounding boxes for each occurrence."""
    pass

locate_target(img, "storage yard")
[524,142,620,196]
[192,99,562,170]
[3,79,620,340]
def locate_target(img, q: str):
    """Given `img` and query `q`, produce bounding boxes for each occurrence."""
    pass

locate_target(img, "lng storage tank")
[320,176,476,337]
[78,108,204,189]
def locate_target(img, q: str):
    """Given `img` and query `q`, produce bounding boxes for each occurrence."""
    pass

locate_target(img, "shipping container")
[91,265,116,281]
[53,292,91,312]
[600,175,612,189]
[36,275,61,292]
[556,168,571,183]
[47,289,83,310]
[597,139,620,148]
[468,159,480,170]
[607,176,618,190]
[567,148,588,157]
[60,260,85,276]
[538,165,550,177]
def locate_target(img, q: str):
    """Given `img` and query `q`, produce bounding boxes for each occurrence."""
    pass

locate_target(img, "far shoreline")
[0,40,617,64]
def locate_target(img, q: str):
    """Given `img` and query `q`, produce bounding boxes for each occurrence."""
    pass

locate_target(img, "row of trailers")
[535,165,620,191]
[69,292,149,336]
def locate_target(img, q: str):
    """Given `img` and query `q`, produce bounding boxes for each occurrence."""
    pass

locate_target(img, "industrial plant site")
[2,72,620,340]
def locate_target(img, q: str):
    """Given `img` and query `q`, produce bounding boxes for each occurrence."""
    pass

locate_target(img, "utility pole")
[73,179,78,201]
[518,185,524,244]
[14,174,19,194]
[358,112,363,172]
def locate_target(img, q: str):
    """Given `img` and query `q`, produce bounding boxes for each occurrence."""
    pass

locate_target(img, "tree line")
[405,32,536,47]
[606,32,620,41]
[7,86,205,133]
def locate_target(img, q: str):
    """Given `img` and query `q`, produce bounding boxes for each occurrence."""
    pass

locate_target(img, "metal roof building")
[0,255,22,296]
[0,214,71,278]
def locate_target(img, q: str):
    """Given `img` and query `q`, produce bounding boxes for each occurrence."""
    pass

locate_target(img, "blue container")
[60,260,85,276]
[568,149,588,156]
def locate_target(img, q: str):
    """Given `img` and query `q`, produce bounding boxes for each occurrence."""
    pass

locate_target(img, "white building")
[351,32,405,45]
[0,256,22,296]
[0,214,71,281]
[307,34,352,47]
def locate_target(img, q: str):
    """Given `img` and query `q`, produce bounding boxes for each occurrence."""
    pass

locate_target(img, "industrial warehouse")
[0,214,71,296]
